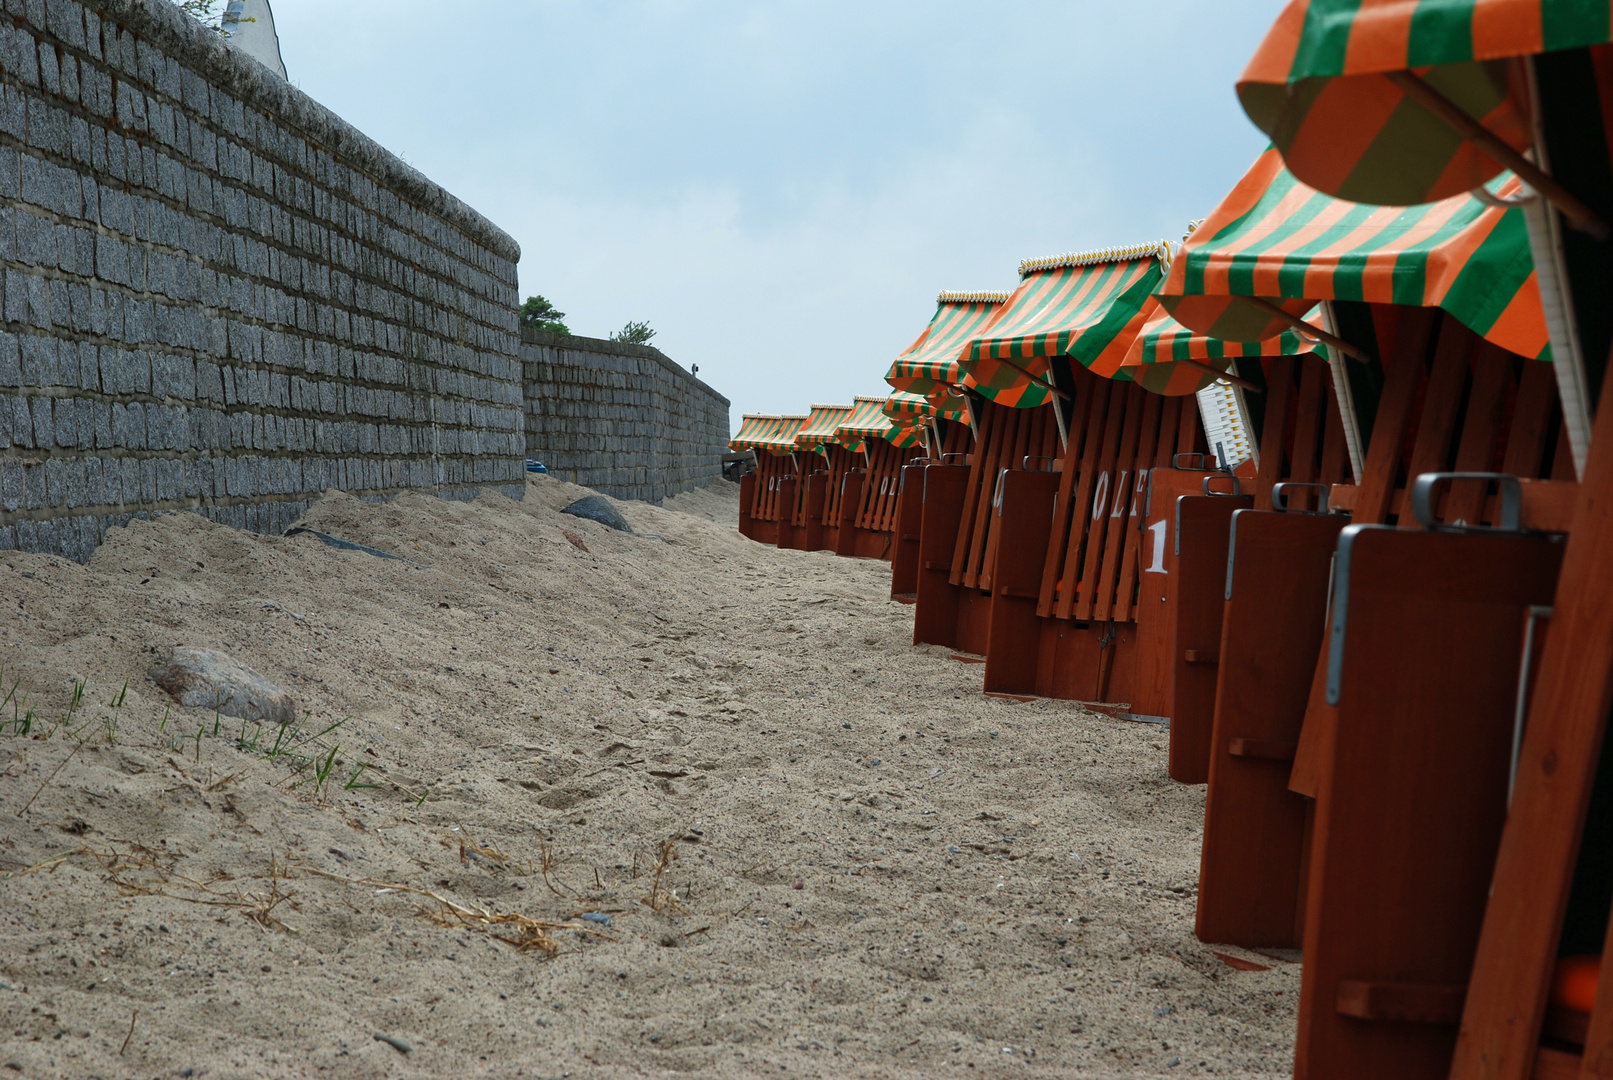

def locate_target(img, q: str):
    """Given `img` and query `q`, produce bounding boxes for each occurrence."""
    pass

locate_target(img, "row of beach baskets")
[730,4,1613,1078]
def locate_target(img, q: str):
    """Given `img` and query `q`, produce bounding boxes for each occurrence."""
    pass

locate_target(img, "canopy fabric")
[795,404,856,453]
[886,292,1010,396]
[1157,148,1548,361]
[835,397,897,447]
[730,414,807,456]
[1237,0,1609,205]
[883,390,967,424]
[886,424,924,449]
[1112,297,1321,395]
[962,243,1169,408]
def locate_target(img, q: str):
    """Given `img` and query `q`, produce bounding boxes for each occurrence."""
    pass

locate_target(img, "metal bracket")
[1271,481,1330,514]
[1409,472,1522,532]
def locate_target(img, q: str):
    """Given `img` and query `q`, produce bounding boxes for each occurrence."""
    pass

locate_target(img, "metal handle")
[941,453,968,465]
[1173,452,1208,470]
[1271,482,1330,513]
[1409,472,1522,531]
[1023,455,1056,473]
[1202,474,1241,497]
[992,468,1008,511]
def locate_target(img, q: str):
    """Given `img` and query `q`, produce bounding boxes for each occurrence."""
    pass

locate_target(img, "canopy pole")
[1243,296,1374,364]
[1384,70,1609,240]
[989,356,1072,401]
[1319,301,1367,483]
[1174,356,1263,393]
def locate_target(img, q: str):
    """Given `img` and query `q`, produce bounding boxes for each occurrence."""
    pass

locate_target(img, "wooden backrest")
[950,400,1061,592]
[1038,378,1204,624]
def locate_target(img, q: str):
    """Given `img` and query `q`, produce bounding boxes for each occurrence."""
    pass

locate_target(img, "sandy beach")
[0,477,1297,1078]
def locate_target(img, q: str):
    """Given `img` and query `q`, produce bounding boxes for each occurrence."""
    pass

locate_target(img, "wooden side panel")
[887,466,924,590]
[835,469,866,558]
[1197,511,1346,947]
[1129,466,1223,722]
[984,470,1062,694]
[913,465,971,648]
[1296,528,1564,1080]
[1167,493,1253,785]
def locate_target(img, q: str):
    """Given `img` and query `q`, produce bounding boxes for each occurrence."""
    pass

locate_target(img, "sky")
[265,0,1283,433]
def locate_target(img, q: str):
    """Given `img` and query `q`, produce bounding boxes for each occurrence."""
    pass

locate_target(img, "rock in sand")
[561,495,632,533]
[150,648,297,724]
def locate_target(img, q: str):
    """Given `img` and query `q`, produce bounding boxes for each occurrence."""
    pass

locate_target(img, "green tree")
[520,295,570,335]
[610,320,656,346]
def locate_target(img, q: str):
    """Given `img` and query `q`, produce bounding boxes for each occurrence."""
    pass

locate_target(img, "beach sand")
[0,476,1297,1077]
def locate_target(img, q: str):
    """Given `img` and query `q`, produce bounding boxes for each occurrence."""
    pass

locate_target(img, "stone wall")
[0,0,524,561]
[521,328,729,503]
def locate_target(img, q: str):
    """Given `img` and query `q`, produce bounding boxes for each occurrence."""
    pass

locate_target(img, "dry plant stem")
[538,838,571,899]
[120,1010,138,1056]
[295,865,599,956]
[0,846,87,878]
[643,837,682,913]
[17,738,86,817]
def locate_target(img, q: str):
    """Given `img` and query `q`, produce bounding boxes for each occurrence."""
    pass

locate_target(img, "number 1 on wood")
[1144,519,1168,574]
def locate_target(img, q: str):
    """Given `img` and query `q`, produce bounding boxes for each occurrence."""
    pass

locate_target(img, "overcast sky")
[267,1,1280,431]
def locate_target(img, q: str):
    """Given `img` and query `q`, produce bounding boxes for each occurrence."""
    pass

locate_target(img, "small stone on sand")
[150,648,296,724]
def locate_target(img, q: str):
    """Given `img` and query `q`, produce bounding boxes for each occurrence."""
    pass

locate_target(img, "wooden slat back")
[1047,392,1200,623]
[959,405,1014,589]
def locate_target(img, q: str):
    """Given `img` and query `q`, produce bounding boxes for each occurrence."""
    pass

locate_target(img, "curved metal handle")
[1022,455,1056,473]
[1271,482,1330,513]
[1174,452,1208,470]
[1410,472,1522,531]
[941,453,968,465]
[992,468,1008,511]
[1202,474,1242,497]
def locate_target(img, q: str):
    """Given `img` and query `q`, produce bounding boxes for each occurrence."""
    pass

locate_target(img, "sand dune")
[0,477,1296,1077]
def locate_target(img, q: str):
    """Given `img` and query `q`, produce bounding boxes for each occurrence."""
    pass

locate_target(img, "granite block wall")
[522,328,729,503]
[0,0,525,562]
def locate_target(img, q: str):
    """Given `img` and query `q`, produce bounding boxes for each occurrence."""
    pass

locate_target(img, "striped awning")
[796,404,856,453]
[961,243,1169,408]
[884,390,967,424]
[1237,1,1606,206]
[730,414,808,456]
[887,425,924,449]
[1157,148,1548,361]
[886,291,1010,396]
[1115,297,1323,395]
[835,397,896,447]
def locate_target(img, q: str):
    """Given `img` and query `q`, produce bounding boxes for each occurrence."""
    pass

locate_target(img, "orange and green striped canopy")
[1157,148,1548,361]
[1238,0,1611,206]
[886,423,924,449]
[730,414,808,456]
[962,243,1169,408]
[795,404,856,453]
[1115,297,1324,395]
[886,292,1010,396]
[883,390,967,424]
[834,397,896,448]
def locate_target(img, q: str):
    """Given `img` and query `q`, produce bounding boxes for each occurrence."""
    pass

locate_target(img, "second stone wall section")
[521,330,729,503]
